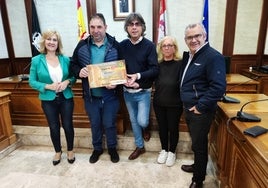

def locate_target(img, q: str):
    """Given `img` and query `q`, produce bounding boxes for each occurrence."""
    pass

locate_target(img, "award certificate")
[87,60,127,88]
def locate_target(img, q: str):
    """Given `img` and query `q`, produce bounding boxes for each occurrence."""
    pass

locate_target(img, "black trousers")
[184,109,215,183]
[154,104,182,153]
[42,95,74,152]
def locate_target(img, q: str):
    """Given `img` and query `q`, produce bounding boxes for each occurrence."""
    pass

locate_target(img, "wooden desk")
[0,74,261,136]
[0,75,126,134]
[150,74,259,132]
[227,114,268,188]
[0,91,16,150]
[226,74,259,93]
[241,69,268,95]
[209,93,268,187]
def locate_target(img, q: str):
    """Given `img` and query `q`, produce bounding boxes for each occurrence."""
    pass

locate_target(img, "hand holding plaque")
[87,60,127,88]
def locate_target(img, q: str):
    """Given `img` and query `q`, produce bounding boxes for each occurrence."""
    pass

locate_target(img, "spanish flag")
[77,0,86,40]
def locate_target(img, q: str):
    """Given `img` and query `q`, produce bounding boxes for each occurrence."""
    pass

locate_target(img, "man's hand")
[189,106,201,114]
[106,85,116,89]
[79,67,88,78]
[124,73,139,88]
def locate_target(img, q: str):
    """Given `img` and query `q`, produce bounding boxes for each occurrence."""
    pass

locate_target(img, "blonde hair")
[157,36,181,63]
[39,29,63,55]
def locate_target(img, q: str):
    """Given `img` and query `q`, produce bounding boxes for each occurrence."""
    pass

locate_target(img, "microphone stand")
[20,62,31,81]
[236,98,268,122]
[221,75,259,103]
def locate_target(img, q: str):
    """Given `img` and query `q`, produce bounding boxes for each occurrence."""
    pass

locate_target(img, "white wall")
[0,0,266,58]
[234,0,262,54]
[6,0,31,57]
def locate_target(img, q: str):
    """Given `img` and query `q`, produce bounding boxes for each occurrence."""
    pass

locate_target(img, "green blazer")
[29,54,76,101]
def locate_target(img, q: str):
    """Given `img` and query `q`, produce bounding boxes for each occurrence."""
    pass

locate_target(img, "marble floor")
[0,144,218,188]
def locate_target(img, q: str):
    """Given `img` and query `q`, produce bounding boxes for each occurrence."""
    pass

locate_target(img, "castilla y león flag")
[157,0,167,43]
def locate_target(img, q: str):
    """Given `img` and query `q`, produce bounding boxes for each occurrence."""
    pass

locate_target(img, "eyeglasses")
[185,34,203,41]
[128,22,142,27]
[161,44,174,49]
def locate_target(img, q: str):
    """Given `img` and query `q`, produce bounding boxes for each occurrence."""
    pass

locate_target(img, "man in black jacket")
[70,13,120,164]
[180,23,226,188]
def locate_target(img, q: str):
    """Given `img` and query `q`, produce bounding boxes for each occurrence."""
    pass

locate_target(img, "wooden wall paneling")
[152,0,160,44]
[24,0,32,55]
[256,0,268,67]
[12,58,31,76]
[0,0,15,76]
[263,55,268,65]
[85,0,96,37]
[222,0,238,57]
[231,55,259,73]
[86,0,96,18]
[0,59,12,78]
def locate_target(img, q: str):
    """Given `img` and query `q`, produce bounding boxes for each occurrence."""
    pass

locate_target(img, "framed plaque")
[87,60,127,88]
[113,0,135,21]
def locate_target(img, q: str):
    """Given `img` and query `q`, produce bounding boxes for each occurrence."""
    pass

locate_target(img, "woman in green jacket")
[29,29,76,166]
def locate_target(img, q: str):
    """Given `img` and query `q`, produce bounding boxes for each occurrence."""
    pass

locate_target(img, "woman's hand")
[45,82,59,91]
[56,80,69,92]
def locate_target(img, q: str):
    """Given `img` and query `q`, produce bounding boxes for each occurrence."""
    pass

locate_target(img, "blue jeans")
[84,97,119,150]
[41,93,74,152]
[124,90,151,148]
[184,109,215,183]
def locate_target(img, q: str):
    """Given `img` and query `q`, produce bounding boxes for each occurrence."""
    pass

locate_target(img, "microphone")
[20,62,31,81]
[236,98,268,122]
[221,75,259,103]
[222,95,240,103]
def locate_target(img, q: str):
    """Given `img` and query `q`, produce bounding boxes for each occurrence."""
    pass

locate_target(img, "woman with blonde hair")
[29,29,76,166]
[153,36,183,167]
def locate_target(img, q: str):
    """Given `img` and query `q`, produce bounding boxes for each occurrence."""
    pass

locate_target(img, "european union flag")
[202,0,209,41]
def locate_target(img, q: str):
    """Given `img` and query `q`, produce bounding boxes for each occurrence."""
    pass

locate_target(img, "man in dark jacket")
[118,13,159,160]
[70,13,120,163]
[180,23,226,188]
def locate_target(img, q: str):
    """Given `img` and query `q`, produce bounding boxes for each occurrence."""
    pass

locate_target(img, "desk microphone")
[20,62,31,81]
[236,98,268,122]
[221,76,259,103]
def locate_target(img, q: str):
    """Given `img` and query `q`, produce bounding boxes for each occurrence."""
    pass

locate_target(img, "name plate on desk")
[87,60,127,88]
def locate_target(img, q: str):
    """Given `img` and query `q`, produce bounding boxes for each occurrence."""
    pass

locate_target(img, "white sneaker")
[157,150,168,164]
[165,152,176,167]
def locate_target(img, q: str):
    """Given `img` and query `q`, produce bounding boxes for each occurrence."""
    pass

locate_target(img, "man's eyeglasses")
[128,22,142,27]
[185,34,203,41]
[161,44,174,49]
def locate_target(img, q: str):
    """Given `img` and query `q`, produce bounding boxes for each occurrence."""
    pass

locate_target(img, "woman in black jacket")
[153,36,183,167]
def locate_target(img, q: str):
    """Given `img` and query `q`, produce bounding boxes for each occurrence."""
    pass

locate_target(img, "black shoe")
[67,157,76,164]
[189,181,203,188]
[67,151,75,164]
[52,151,62,166]
[89,150,103,163]
[108,148,119,163]
[53,159,61,166]
[181,164,194,173]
